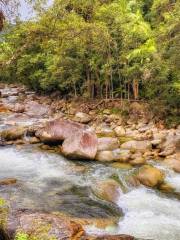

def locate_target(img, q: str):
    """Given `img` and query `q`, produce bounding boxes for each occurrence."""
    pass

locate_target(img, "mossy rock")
[119,137,133,144]
[0,197,9,229]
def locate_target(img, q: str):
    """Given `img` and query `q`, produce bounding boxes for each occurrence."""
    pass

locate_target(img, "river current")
[0,87,180,240]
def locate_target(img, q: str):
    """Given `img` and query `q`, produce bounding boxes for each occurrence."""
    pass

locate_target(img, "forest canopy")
[0,0,179,122]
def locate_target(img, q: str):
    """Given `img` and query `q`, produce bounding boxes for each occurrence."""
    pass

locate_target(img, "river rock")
[129,102,146,120]
[0,178,17,186]
[103,109,111,115]
[25,101,49,117]
[0,127,26,141]
[137,165,164,187]
[120,140,152,152]
[130,156,146,166]
[159,146,176,157]
[61,130,98,160]
[74,112,92,123]
[114,126,126,137]
[6,212,84,240]
[29,137,40,144]
[151,139,162,148]
[95,151,115,162]
[92,179,121,203]
[36,118,87,143]
[163,154,180,173]
[11,103,25,113]
[113,149,131,162]
[0,104,9,113]
[158,130,179,157]
[90,235,134,240]
[96,125,115,137]
[111,162,132,170]
[97,137,119,151]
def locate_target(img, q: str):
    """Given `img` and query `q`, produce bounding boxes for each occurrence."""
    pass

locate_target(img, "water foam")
[117,187,180,240]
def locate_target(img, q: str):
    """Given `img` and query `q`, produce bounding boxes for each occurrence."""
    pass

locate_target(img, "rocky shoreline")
[0,84,179,240]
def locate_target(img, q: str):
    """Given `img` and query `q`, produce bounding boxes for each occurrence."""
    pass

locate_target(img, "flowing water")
[0,88,180,240]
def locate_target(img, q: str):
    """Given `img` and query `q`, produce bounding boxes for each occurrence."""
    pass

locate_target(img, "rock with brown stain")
[6,211,85,240]
[0,178,17,186]
[0,127,26,141]
[84,235,134,240]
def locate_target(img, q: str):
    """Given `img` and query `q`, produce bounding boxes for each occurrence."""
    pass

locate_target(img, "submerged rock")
[137,165,164,187]
[0,178,17,186]
[92,179,121,203]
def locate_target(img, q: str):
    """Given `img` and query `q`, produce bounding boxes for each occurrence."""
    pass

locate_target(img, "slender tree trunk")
[73,81,77,97]
[133,79,139,100]
[128,82,130,101]
[95,70,100,98]
[110,68,114,99]
[86,66,91,98]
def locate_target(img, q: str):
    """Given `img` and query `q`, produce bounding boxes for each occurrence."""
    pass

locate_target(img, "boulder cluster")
[0,84,179,239]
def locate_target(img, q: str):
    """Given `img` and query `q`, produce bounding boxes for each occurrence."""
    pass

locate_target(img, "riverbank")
[0,84,180,240]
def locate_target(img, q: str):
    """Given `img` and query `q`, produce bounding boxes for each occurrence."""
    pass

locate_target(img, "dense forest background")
[0,0,179,123]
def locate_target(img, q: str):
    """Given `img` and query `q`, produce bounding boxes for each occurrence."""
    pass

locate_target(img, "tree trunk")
[133,79,139,100]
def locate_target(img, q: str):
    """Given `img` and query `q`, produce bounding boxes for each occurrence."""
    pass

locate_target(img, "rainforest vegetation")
[0,0,179,122]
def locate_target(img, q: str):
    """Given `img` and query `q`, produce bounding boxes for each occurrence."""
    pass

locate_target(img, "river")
[0,86,180,240]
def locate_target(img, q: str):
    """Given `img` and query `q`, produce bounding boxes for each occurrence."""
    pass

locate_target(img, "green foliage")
[0,198,6,206]
[0,0,179,121]
[15,232,29,240]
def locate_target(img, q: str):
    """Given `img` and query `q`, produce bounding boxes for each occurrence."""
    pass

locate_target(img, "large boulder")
[159,130,180,157]
[97,137,119,151]
[36,119,86,143]
[6,212,84,240]
[61,130,98,160]
[121,140,152,152]
[92,179,121,203]
[25,101,49,117]
[137,165,164,187]
[90,235,134,240]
